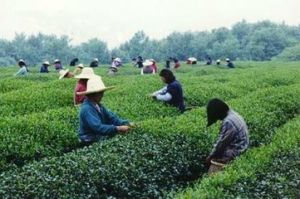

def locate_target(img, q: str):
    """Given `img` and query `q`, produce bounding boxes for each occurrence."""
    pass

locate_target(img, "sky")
[0,0,299,48]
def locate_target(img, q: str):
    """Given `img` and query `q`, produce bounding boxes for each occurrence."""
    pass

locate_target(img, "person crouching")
[77,76,132,144]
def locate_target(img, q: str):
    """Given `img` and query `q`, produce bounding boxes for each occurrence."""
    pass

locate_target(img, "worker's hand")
[117,125,130,134]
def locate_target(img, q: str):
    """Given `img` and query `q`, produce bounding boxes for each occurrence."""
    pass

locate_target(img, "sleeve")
[167,87,177,98]
[152,86,167,96]
[209,121,235,157]
[14,68,23,76]
[156,92,172,101]
[102,106,129,126]
[83,108,118,136]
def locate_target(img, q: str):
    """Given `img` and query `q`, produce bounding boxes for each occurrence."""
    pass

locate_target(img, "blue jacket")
[166,80,185,112]
[79,99,129,142]
[40,65,49,73]
[227,62,235,68]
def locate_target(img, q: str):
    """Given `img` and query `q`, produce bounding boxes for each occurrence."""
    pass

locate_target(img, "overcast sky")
[1,0,299,48]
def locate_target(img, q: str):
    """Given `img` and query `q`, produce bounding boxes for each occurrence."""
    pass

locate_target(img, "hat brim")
[59,69,69,79]
[76,86,115,96]
[74,74,94,79]
[143,62,153,66]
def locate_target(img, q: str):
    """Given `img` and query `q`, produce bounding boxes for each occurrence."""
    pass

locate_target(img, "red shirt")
[74,79,87,105]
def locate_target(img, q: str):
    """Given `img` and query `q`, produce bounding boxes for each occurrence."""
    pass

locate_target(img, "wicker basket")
[208,159,226,176]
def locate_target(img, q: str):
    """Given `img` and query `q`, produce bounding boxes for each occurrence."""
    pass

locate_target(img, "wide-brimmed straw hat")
[114,57,121,62]
[143,60,153,66]
[18,59,25,64]
[226,58,230,62]
[54,59,60,63]
[75,67,95,79]
[43,61,50,66]
[77,76,114,95]
[188,57,197,62]
[59,69,69,79]
[77,63,84,68]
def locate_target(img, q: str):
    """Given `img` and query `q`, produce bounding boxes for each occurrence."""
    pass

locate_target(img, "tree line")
[1,20,300,67]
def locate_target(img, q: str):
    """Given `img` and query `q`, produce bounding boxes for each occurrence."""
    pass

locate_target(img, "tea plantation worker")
[73,63,84,75]
[90,58,99,67]
[111,57,122,68]
[40,61,50,73]
[74,67,95,105]
[205,98,249,174]
[149,59,158,73]
[135,56,143,68]
[165,57,172,69]
[216,59,221,65]
[108,65,118,76]
[77,76,131,143]
[173,57,180,69]
[206,56,212,65]
[226,58,235,68]
[151,69,185,113]
[131,57,137,66]
[59,69,74,79]
[186,57,197,64]
[14,59,28,76]
[54,59,63,71]
[70,58,79,66]
[141,60,155,75]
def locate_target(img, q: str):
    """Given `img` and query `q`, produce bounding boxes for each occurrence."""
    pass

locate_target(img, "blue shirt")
[40,65,49,73]
[165,80,185,112]
[79,99,129,142]
[227,62,235,68]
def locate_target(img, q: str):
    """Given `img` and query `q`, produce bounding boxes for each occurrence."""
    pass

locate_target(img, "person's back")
[222,110,249,156]
[143,65,154,74]
[70,58,79,66]
[206,57,212,65]
[15,59,28,76]
[40,61,50,73]
[227,61,234,68]
[40,65,49,73]
[137,56,143,68]
[90,60,99,67]
[15,66,28,76]
[112,58,121,68]
[166,80,185,112]
[151,63,158,73]
[165,60,171,69]
[173,58,180,69]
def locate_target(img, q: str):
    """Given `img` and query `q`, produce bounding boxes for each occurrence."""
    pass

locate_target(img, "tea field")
[0,61,300,198]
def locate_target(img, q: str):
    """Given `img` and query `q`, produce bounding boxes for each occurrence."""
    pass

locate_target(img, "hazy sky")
[1,0,299,48]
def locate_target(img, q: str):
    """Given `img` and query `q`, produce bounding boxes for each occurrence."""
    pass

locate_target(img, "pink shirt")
[152,63,158,73]
[74,80,87,105]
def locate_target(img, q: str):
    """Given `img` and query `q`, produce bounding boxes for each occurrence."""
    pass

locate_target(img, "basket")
[208,159,226,175]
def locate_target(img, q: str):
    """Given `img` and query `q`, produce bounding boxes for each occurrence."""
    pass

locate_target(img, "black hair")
[18,60,26,67]
[206,98,229,127]
[159,69,175,84]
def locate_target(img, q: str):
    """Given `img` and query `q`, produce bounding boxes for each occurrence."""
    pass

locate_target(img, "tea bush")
[0,85,300,198]
[1,62,300,198]
[174,115,300,199]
